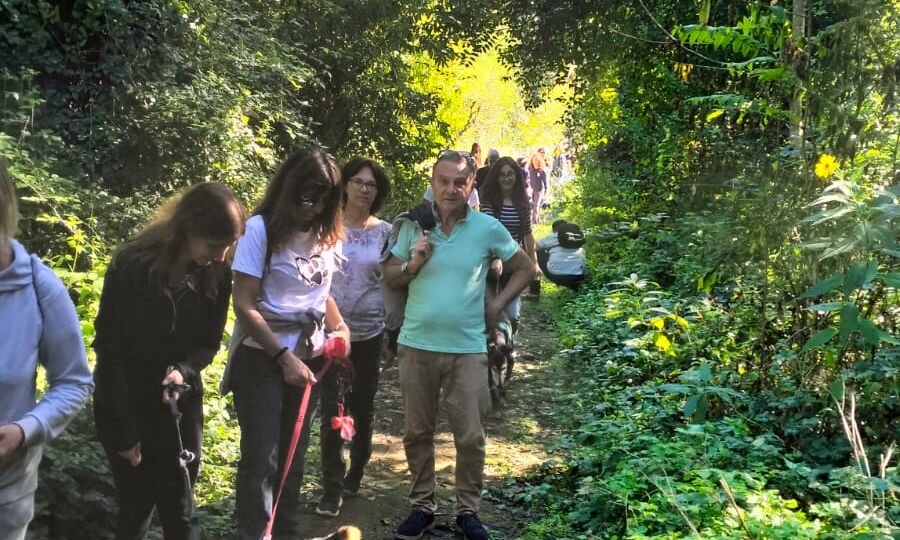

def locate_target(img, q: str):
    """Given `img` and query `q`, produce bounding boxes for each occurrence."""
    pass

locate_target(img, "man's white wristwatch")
[401,261,417,276]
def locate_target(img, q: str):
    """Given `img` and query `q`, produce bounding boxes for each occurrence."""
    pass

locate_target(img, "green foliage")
[508,275,897,539]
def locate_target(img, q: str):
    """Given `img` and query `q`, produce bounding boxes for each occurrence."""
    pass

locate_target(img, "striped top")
[481,202,532,244]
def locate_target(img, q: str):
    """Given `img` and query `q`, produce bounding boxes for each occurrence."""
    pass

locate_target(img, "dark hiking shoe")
[455,513,489,540]
[394,510,435,540]
[314,492,342,517]
[343,467,363,497]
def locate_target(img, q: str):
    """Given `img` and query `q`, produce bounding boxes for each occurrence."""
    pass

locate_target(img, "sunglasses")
[296,183,336,206]
[436,150,477,173]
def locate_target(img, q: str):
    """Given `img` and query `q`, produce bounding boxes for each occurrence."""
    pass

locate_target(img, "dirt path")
[293,291,566,539]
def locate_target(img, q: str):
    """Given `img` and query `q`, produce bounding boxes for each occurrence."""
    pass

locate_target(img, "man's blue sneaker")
[395,510,435,540]
[455,513,489,540]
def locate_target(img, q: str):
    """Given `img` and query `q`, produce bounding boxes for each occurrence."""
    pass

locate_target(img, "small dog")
[487,318,515,407]
[309,526,362,540]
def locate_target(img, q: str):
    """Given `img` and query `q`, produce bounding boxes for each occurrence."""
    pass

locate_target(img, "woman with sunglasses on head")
[315,157,392,517]
[222,148,351,540]
[479,157,540,335]
[93,182,245,539]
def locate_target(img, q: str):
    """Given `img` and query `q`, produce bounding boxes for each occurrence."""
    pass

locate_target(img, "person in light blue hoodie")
[0,158,93,540]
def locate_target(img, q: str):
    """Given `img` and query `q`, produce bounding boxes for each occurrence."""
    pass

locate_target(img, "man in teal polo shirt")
[384,151,534,540]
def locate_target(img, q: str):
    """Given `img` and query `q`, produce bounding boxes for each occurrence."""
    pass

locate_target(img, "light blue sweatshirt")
[0,240,92,504]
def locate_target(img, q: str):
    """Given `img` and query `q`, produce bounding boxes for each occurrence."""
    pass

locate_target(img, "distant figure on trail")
[470,142,483,169]
[479,156,541,335]
[474,148,500,193]
[222,148,351,540]
[517,155,532,202]
[527,152,548,224]
[317,157,392,517]
[93,182,244,540]
[0,158,92,540]
[536,220,587,291]
[551,144,565,181]
[383,150,534,540]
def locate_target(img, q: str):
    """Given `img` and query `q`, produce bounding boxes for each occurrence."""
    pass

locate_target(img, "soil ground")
[293,289,569,540]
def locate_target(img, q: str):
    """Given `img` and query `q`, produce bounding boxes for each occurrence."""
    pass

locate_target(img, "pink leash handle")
[262,336,347,540]
[262,380,313,540]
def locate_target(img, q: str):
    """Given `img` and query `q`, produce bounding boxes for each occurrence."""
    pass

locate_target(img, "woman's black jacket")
[92,257,231,455]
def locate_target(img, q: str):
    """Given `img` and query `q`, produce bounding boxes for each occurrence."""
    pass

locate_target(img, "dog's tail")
[309,526,362,540]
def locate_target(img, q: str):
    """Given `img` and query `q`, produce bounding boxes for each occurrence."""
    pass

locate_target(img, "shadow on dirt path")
[293,289,570,539]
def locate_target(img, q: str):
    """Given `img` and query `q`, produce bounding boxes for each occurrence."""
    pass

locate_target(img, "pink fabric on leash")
[263,336,348,540]
[331,403,356,441]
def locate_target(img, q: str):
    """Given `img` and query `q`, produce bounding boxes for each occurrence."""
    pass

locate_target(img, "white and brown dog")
[308,526,361,540]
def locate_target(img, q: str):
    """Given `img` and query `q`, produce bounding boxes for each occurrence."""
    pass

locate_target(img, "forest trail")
[293,290,568,539]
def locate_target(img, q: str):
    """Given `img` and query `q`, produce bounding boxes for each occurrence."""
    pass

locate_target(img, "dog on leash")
[487,318,515,407]
[309,526,362,540]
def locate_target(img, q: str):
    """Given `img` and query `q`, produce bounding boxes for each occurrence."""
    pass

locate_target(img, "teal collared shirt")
[391,205,519,353]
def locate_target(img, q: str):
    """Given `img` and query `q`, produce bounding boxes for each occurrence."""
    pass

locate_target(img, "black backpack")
[557,223,585,249]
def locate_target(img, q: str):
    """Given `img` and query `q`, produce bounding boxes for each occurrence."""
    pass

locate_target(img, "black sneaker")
[314,492,342,517]
[343,468,363,497]
[394,510,435,540]
[455,513,489,540]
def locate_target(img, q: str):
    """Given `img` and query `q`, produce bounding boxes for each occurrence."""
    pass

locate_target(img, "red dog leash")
[263,337,349,540]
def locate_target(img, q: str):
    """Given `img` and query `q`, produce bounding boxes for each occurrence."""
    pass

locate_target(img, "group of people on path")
[0,145,586,540]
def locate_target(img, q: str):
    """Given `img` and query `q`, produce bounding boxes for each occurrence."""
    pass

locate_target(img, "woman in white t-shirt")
[316,157,392,516]
[224,148,351,540]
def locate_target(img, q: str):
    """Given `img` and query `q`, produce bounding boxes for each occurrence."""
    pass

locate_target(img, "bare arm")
[486,248,535,328]
[325,296,352,348]
[523,232,541,277]
[383,232,433,289]
[233,271,313,387]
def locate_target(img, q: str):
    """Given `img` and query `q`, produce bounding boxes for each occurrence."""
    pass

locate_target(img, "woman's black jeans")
[319,332,384,495]
[231,345,332,540]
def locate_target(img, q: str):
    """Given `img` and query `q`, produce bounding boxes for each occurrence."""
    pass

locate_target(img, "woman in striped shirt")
[479,156,540,333]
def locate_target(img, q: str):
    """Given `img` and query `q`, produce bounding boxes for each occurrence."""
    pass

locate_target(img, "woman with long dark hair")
[315,157,392,517]
[479,156,540,333]
[223,148,351,540]
[93,182,245,539]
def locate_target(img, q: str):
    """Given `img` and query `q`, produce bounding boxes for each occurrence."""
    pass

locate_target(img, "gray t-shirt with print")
[331,220,392,341]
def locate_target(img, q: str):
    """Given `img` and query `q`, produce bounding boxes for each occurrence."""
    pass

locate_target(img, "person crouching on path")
[93,182,245,540]
[384,150,535,540]
[0,157,93,540]
[316,157,393,517]
[223,148,351,540]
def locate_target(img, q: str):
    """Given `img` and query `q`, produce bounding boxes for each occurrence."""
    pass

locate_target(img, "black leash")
[164,382,196,466]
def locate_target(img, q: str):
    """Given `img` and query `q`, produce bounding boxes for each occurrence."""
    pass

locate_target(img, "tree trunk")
[789,0,807,148]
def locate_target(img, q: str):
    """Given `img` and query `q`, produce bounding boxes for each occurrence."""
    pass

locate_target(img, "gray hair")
[434,150,477,178]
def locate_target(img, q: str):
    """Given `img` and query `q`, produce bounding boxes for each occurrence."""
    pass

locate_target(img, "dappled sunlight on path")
[293,292,567,539]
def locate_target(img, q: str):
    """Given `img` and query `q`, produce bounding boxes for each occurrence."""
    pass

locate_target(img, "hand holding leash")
[408,232,433,274]
[278,351,316,387]
[161,366,187,403]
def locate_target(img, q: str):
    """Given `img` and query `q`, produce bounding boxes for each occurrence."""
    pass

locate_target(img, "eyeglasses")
[348,178,378,192]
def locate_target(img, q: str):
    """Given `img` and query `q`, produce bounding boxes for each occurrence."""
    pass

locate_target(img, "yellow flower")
[814,154,838,178]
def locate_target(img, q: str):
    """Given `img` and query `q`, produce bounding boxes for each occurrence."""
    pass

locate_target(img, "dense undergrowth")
[504,196,898,539]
